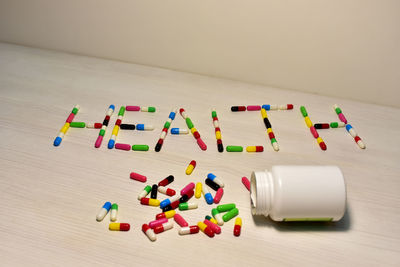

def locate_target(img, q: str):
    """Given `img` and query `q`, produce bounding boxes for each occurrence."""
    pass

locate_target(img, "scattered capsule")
[207,173,224,188]
[316,137,327,151]
[333,104,342,114]
[141,107,156,112]
[174,214,189,227]
[217,203,236,212]
[205,215,219,225]
[109,223,130,231]
[142,224,156,241]
[160,194,181,209]
[234,217,242,236]
[195,182,202,198]
[119,123,136,130]
[171,128,189,134]
[70,122,86,128]
[212,208,224,226]
[140,198,160,207]
[213,188,224,204]
[179,190,194,203]
[202,185,214,204]
[185,160,196,175]
[304,116,313,128]
[130,172,147,182]
[115,143,131,151]
[180,182,195,196]
[205,178,220,191]
[197,221,214,237]
[241,177,250,191]
[223,208,239,222]
[158,175,174,187]
[197,138,207,150]
[179,108,188,119]
[204,219,221,234]
[346,124,357,138]
[314,123,330,129]
[110,203,118,222]
[154,221,173,234]
[157,186,176,196]
[138,185,152,200]
[136,124,154,131]
[231,106,246,112]
[354,136,366,149]
[226,146,243,152]
[330,122,345,128]
[247,105,261,111]
[156,210,176,220]
[300,106,308,117]
[126,105,141,111]
[246,146,264,152]
[338,113,347,124]
[179,202,198,211]
[132,144,149,151]
[86,122,103,129]
[179,226,199,235]
[309,126,319,138]
[151,184,158,199]
[96,202,111,222]
[149,218,168,229]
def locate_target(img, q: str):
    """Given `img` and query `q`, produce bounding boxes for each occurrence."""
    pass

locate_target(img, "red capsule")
[310,126,319,138]
[157,139,164,145]
[213,116,218,121]
[115,119,122,126]
[197,138,207,150]
[217,139,223,145]
[354,136,361,142]
[234,224,241,236]
[105,115,111,121]
[170,200,180,209]
[319,142,327,151]
[158,175,174,186]
[215,127,221,132]
[204,219,221,234]
[193,131,200,139]
[174,214,189,227]
[94,123,103,129]
[287,104,294,110]
[213,188,224,204]
[268,132,275,140]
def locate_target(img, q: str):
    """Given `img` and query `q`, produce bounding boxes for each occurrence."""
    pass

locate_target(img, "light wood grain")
[0,43,399,266]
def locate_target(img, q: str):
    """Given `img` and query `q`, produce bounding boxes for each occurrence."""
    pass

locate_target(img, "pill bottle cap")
[250,171,272,216]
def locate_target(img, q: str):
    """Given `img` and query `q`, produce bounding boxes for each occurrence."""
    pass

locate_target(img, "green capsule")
[148,107,156,112]
[118,106,126,116]
[222,208,239,222]
[179,203,189,210]
[330,122,339,128]
[111,203,118,210]
[217,203,236,212]
[211,111,217,118]
[212,208,220,217]
[132,144,149,151]
[186,118,194,129]
[226,146,243,152]
[335,107,342,114]
[71,107,79,115]
[70,122,86,128]
[270,138,277,144]
[164,121,171,129]
[300,106,308,117]
[99,129,106,136]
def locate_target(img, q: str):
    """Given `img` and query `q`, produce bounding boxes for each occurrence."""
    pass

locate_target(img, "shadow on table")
[251,207,351,232]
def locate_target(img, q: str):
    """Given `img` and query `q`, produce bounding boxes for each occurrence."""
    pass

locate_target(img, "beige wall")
[0,0,399,107]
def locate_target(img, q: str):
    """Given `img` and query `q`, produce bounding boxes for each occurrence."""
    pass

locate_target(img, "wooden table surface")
[0,43,399,266]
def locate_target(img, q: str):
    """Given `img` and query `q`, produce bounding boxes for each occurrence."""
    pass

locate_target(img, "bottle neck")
[250,171,272,216]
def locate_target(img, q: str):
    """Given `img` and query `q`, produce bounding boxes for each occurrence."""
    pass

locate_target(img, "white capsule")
[214,212,224,226]
[279,104,287,110]
[141,107,148,112]
[110,206,118,222]
[96,202,111,222]
[179,227,192,235]
[349,128,357,138]
[101,125,107,130]
[269,105,278,110]
[213,120,220,128]
[337,122,345,128]
[160,131,167,140]
[143,125,154,130]
[110,135,117,141]
[86,123,95,128]
[181,202,198,210]
[74,104,80,110]
[202,184,210,195]
[272,142,279,151]
[357,140,366,149]
[106,108,114,116]
[163,221,174,231]
[144,227,157,241]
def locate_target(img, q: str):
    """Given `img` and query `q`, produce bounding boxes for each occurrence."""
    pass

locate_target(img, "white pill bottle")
[251,166,346,222]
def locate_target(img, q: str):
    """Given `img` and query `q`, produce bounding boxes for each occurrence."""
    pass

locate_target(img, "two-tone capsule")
[156,210,176,220]
[138,185,152,200]
[96,202,111,222]
[185,160,196,175]
[141,107,156,112]
[202,185,214,204]
[179,226,199,235]
[171,128,189,134]
[212,208,224,226]
[140,198,160,207]
[158,186,176,196]
[142,224,156,241]
[207,173,224,187]
[110,203,118,222]
[197,221,214,237]
[160,194,181,209]
[158,175,174,186]
[205,178,220,191]
[154,221,173,234]
[231,106,246,112]
[136,124,154,131]
[109,223,130,231]
[179,202,198,211]
[234,217,242,236]
[246,146,264,152]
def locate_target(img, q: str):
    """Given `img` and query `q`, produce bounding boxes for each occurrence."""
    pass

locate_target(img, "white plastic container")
[250,166,346,222]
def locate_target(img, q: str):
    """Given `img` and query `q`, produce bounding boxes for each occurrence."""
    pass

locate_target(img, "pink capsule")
[246,105,261,111]
[213,188,224,204]
[130,172,147,182]
[197,138,207,151]
[174,214,189,227]
[66,113,75,123]
[94,135,103,148]
[149,218,168,229]
[204,219,221,234]
[180,182,195,196]
[338,113,347,124]
[126,106,140,111]
[242,177,250,191]
[309,126,319,138]
[115,143,131,151]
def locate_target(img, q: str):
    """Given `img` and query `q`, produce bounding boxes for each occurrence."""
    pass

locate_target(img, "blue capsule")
[137,124,145,130]
[53,136,62,146]
[262,104,270,110]
[345,124,353,132]
[168,112,176,120]
[108,139,115,149]
[109,104,115,111]
[170,128,189,135]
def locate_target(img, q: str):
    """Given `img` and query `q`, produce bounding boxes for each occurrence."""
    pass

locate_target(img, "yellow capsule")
[60,123,70,134]
[197,221,207,232]
[191,127,197,134]
[148,199,160,206]
[112,125,119,136]
[246,146,256,152]
[210,217,218,225]
[185,160,196,175]
[109,223,130,231]
[261,108,268,119]
[267,128,273,134]
[195,182,202,198]
[164,210,176,219]
[215,131,222,139]
[317,137,324,144]
[304,116,313,128]
[235,217,242,227]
